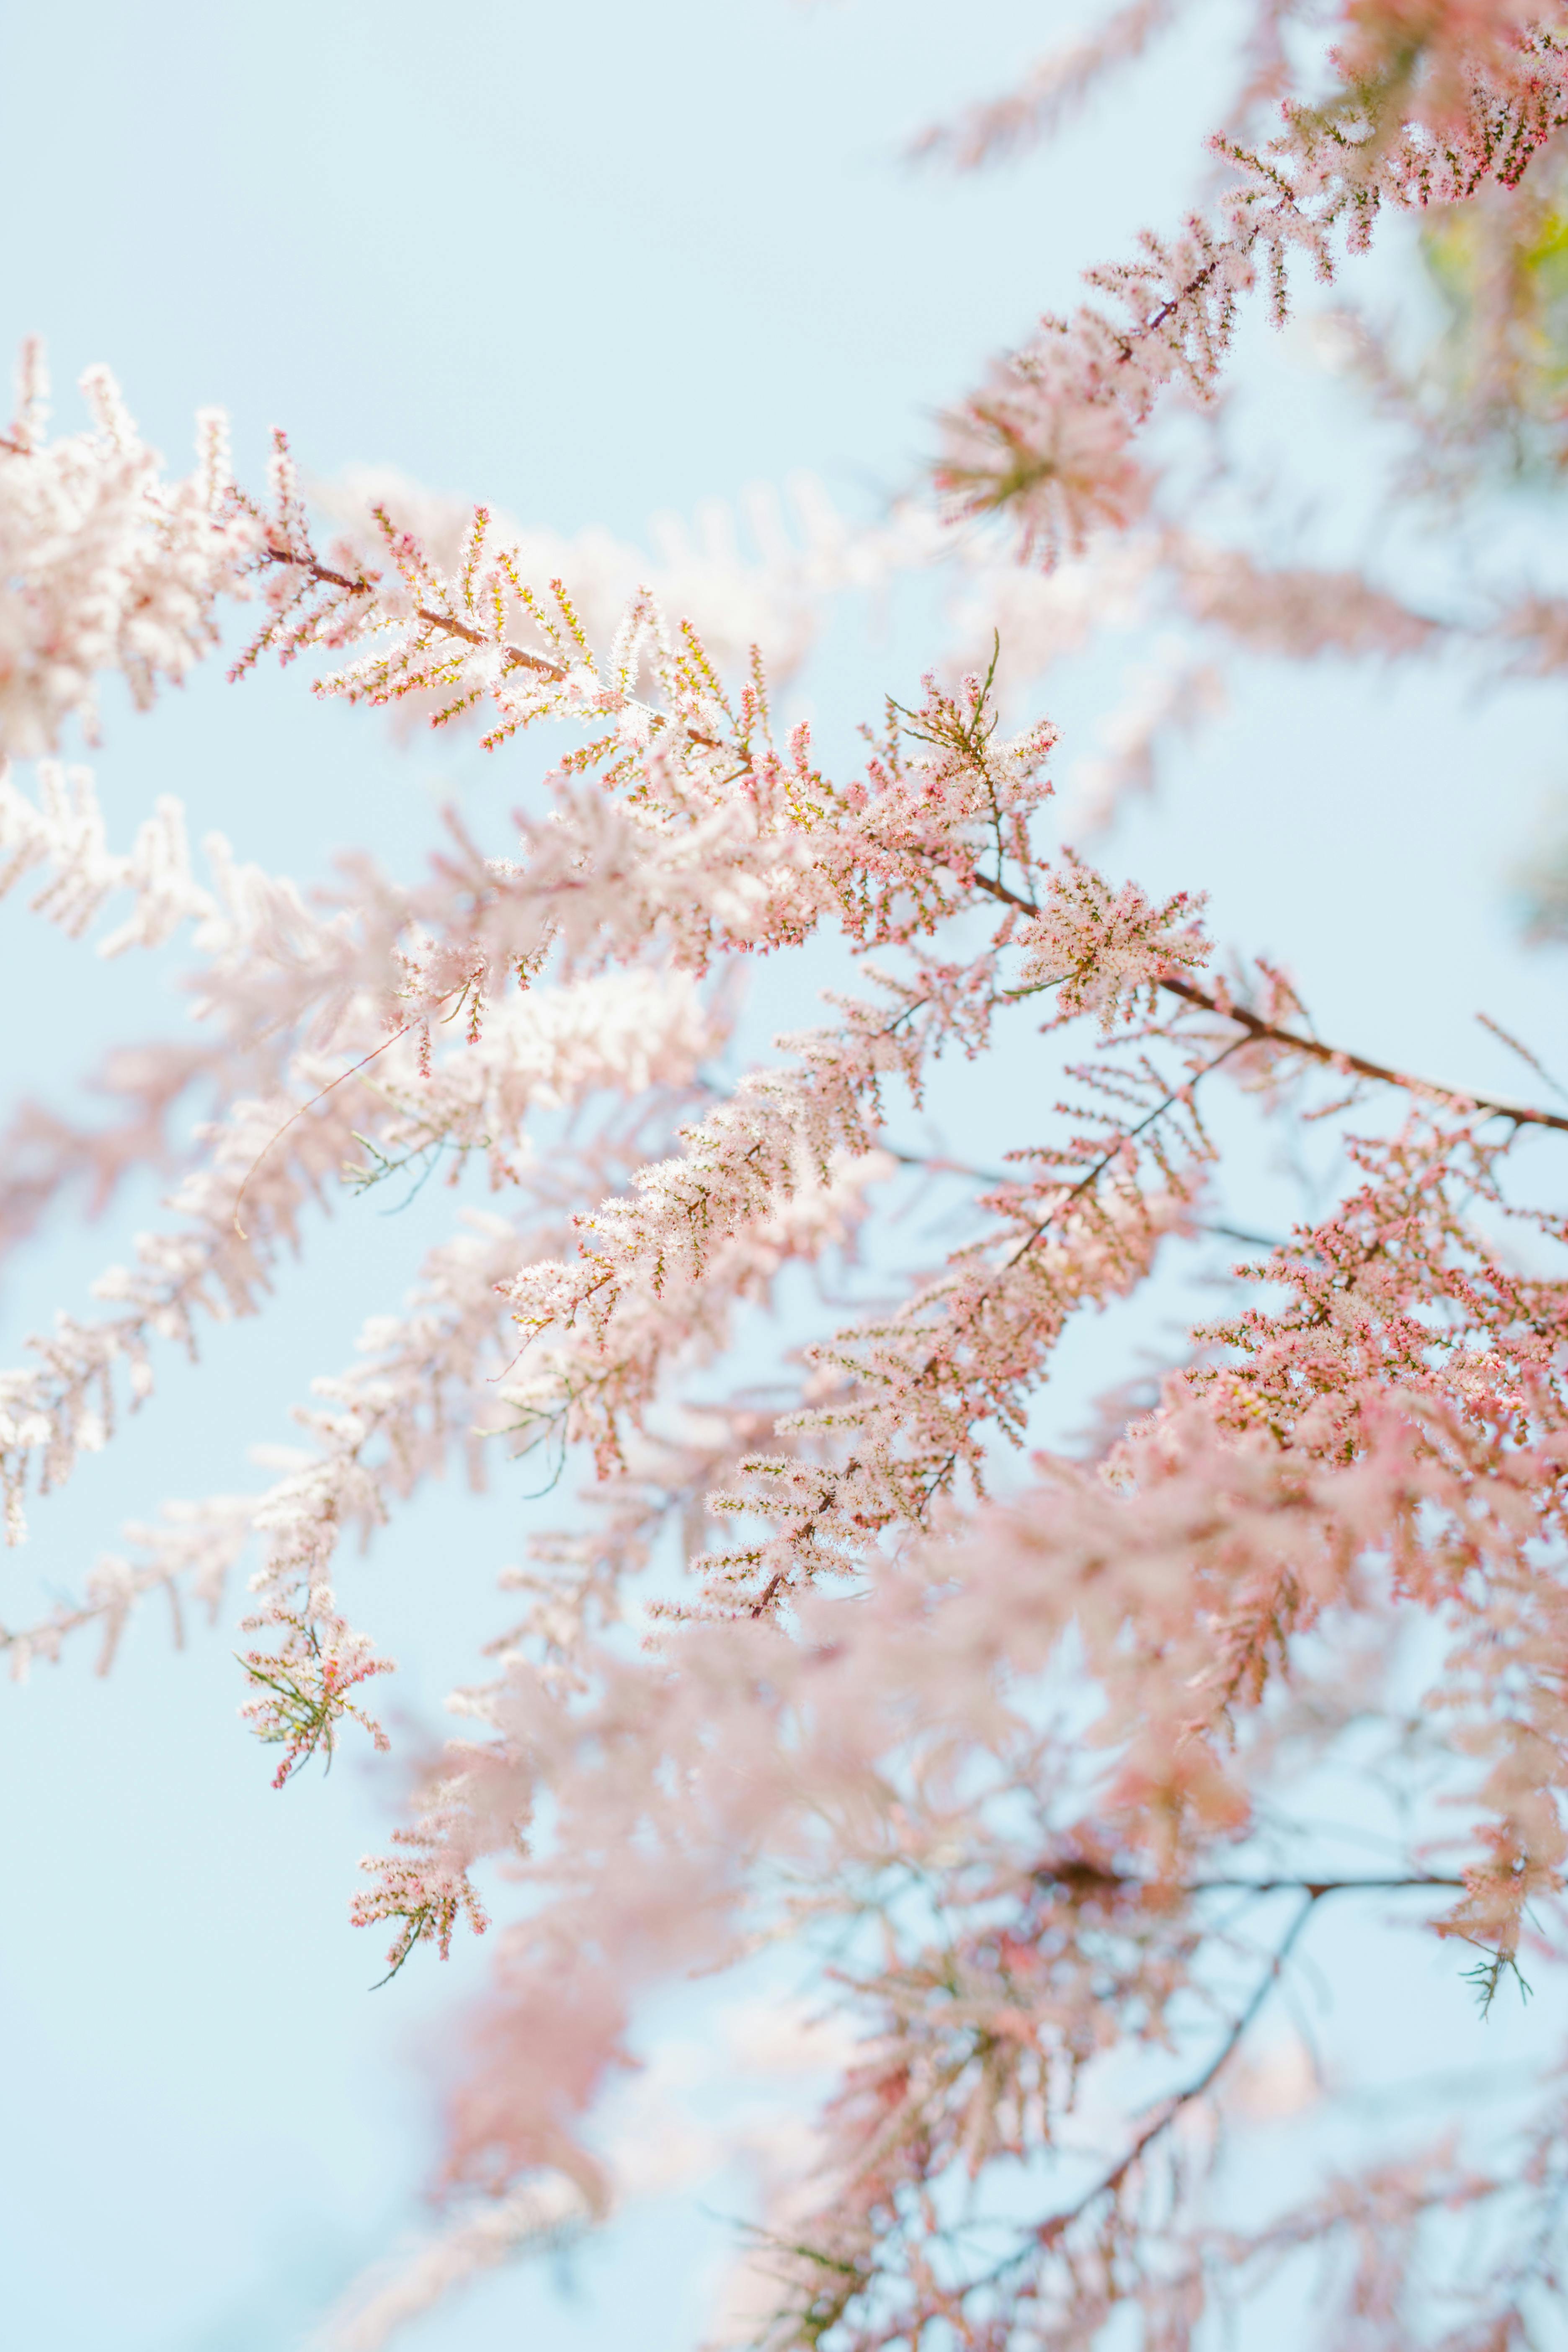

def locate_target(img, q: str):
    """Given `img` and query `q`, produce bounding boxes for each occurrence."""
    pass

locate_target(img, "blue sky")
[3,4,1567,2347]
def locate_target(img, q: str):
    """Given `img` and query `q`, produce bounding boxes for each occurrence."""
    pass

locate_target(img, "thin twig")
[1011,1873,1467,2271]
[230,993,462,1240]
[1003,1034,1249,1272]
[1027,1890,1318,2259]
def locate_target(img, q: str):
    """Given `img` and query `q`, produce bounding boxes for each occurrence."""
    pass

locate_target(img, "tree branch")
[1160,972,1568,1136]
[962,865,1568,1135]
[261,545,569,681]
[1035,1862,1467,1900]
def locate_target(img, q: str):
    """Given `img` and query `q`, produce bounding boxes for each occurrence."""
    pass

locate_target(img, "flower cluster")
[0,346,257,754]
[1017,848,1211,1027]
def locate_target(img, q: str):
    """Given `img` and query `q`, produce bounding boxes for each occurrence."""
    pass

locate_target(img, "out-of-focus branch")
[1161,973,1568,1136]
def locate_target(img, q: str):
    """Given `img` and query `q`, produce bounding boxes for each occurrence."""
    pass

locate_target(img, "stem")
[962,867,1568,1135]
[1112,240,1238,361]
[1034,1864,1467,1899]
[1161,974,1568,1136]
[1004,1033,1247,1273]
[263,543,742,758]
[230,988,466,1240]
[885,1145,1279,1248]
[263,547,567,681]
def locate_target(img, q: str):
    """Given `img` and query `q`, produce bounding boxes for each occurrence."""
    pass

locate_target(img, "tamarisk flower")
[1016,849,1212,1028]
[239,1602,394,1790]
[0,344,258,753]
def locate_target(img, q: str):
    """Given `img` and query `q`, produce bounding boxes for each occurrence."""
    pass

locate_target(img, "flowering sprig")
[351,1774,494,1985]
[1016,848,1211,1028]
[238,1605,393,1789]
[937,21,1568,561]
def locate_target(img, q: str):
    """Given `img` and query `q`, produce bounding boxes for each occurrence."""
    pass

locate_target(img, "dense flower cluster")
[0,342,253,754]
[8,3,1568,2346]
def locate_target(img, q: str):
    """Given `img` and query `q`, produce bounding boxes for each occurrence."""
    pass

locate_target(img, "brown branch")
[262,546,568,681]
[260,546,753,763]
[961,866,1568,1135]
[1004,1032,1250,1274]
[1036,1862,1467,1900]
[1159,974,1568,1136]
[262,555,1568,1150]
[1202,1873,1466,1896]
[1113,241,1236,361]
[905,1028,1248,1518]
[886,1138,1279,1251]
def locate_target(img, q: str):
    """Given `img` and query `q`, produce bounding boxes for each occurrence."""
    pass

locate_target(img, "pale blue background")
[1,3,1565,2346]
